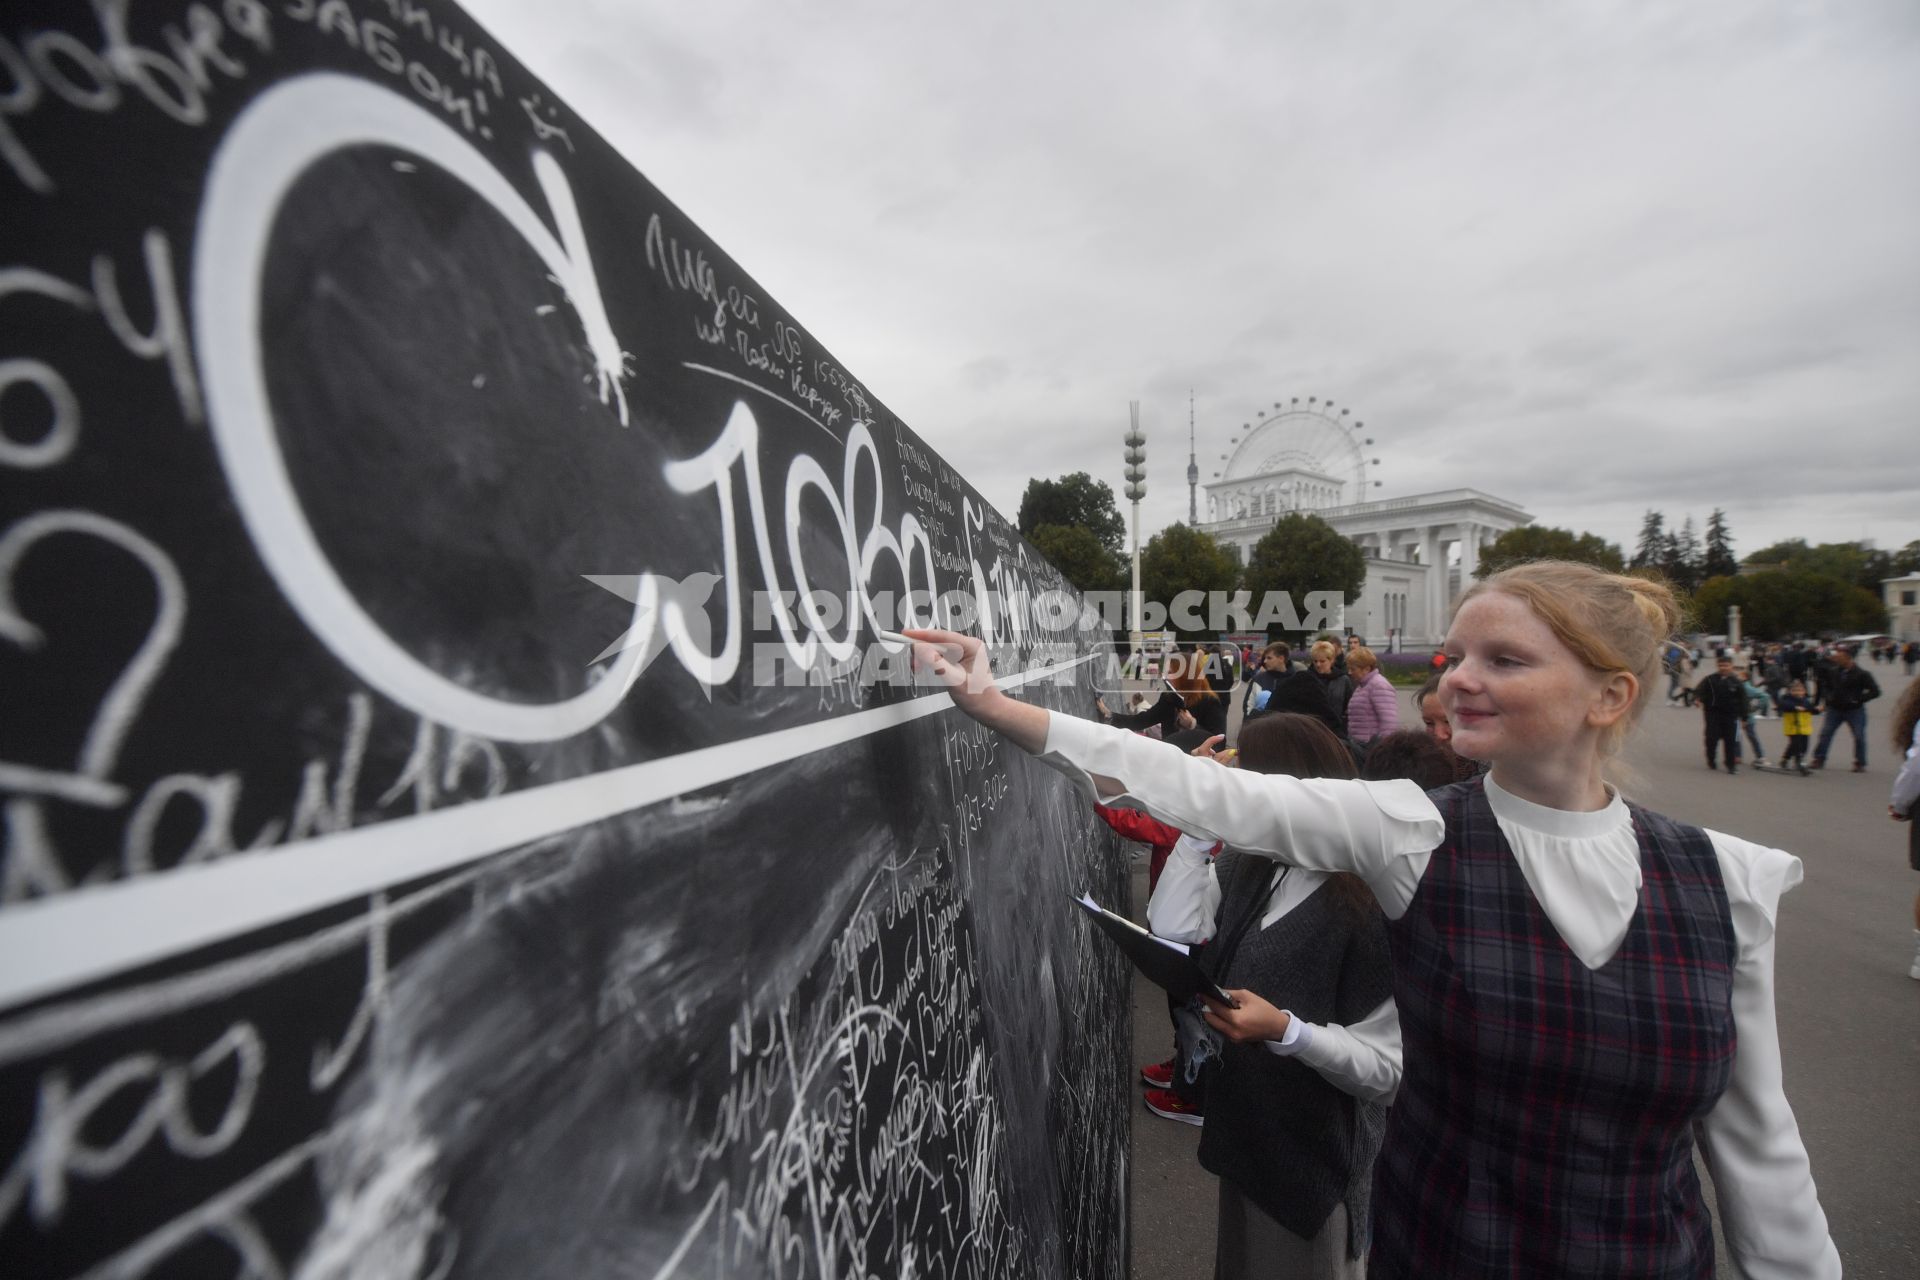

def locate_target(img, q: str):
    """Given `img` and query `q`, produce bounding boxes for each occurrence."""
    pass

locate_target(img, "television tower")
[1185,390,1199,525]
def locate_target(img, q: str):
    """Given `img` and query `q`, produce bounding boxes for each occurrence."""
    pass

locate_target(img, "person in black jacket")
[1101,654,1229,738]
[1309,640,1353,736]
[1694,655,1749,773]
[1100,685,1186,736]
[1811,646,1881,771]
[1785,642,1813,687]
[1213,643,1240,691]
[1178,664,1231,738]
[1242,643,1291,718]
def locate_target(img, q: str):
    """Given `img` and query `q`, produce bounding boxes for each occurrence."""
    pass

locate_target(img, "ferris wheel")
[1213,396,1381,511]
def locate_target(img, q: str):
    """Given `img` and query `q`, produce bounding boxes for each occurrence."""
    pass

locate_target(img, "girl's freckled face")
[1439,593,1603,761]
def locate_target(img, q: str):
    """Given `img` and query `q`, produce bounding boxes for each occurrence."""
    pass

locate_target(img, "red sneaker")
[1140,1058,1175,1088]
[1143,1087,1204,1126]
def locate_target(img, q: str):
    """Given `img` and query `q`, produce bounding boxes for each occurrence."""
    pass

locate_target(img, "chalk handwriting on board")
[189,72,965,745]
[655,844,1030,1278]
[2,7,1128,1276]
[0,231,202,436]
[0,511,184,788]
[0,1019,264,1232]
[0,512,183,899]
[0,3,266,196]
[194,72,647,743]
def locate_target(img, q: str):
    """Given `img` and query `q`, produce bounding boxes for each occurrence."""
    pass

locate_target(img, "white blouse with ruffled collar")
[1040,712,1839,1280]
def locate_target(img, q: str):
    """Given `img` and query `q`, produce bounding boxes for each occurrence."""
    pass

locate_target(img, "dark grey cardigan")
[1196,850,1394,1258]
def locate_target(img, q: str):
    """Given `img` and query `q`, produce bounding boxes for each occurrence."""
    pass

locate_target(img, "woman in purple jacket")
[1343,646,1400,745]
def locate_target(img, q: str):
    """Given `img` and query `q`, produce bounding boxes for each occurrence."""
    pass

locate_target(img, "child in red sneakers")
[1096,799,1213,1103]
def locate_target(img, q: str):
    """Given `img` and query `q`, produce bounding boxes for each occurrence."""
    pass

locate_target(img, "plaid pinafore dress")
[1369,778,1737,1278]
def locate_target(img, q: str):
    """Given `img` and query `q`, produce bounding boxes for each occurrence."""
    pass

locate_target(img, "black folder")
[1073,893,1237,1006]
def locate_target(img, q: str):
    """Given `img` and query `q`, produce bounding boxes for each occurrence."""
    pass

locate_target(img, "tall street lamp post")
[1123,401,1147,656]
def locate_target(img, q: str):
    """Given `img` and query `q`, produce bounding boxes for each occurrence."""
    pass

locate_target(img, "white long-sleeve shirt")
[1146,832,1403,1105]
[1891,719,1920,816]
[1044,711,1841,1280]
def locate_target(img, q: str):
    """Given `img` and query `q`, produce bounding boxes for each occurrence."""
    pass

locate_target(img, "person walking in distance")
[1673,646,1698,707]
[1785,641,1813,691]
[1735,666,1769,762]
[1761,646,1789,709]
[903,560,1839,1278]
[1695,655,1749,774]
[1810,645,1881,772]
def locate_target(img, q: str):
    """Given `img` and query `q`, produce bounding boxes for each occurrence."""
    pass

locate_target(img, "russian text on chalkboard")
[0,2,1132,1276]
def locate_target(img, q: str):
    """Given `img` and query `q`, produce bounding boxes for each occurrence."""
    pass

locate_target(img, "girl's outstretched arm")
[902,631,1444,894]
[902,628,1050,751]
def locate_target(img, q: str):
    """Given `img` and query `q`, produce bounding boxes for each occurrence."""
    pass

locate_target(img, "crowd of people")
[907,561,1861,1279]
[1099,633,1426,763]
[1669,638,1890,774]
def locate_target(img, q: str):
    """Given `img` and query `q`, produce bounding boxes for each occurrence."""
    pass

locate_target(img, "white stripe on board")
[0,657,1087,1012]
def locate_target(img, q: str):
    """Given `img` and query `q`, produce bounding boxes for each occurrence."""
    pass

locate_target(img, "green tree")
[1891,540,1920,576]
[1139,523,1241,641]
[1740,538,1891,591]
[1017,473,1125,555]
[1796,541,1877,589]
[1860,546,1894,591]
[1630,510,1666,569]
[1241,513,1367,639]
[1027,523,1124,595]
[1475,526,1625,578]
[1702,509,1738,579]
[1692,570,1888,639]
[1663,515,1702,592]
[1743,537,1808,566]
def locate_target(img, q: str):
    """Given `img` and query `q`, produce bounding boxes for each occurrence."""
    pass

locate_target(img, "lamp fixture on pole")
[1123,401,1147,654]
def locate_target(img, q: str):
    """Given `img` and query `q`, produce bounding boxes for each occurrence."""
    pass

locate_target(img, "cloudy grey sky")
[466,0,1918,561]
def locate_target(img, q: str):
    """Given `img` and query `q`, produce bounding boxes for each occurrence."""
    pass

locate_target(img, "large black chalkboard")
[0,3,1131,1276]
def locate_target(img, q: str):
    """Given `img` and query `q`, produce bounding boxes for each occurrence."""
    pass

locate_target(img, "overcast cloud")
[465,0,1919,560]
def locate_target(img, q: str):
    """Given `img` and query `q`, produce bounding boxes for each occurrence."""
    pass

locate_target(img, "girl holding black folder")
[1145,712,1397,1278]
[905,560,1839,1280]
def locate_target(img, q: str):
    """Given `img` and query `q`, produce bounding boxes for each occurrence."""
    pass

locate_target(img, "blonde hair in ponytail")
[1454,561,1681,761]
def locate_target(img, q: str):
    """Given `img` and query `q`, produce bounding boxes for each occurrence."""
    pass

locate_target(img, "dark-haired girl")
[1146,712,1395,1278]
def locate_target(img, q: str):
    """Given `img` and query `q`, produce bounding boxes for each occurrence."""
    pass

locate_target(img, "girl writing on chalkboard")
[905,560,1839,1279]
[1146,712,1397,1278]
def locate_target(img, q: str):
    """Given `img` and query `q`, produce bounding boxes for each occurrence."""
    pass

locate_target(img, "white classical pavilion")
[1196,401,1532,647]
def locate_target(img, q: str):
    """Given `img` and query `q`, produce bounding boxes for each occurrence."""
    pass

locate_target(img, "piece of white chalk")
[874,629,912,648]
